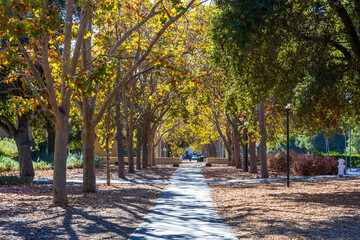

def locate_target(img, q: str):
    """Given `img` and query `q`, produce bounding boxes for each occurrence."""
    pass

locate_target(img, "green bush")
[32,151,54,164]
[0,138,18,158]
[66,152,102,168]
[67,152,83,169]
[94,155,102,167]
[0,156,19,171]
[33,160,53,170]
[0,150,101,172]
[316,152,360,167]
[0,175,30,185]
[0,155,52,172]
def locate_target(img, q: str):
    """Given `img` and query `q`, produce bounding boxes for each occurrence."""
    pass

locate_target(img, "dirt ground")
[209,177,360,239]
[2,166,177,181]
[0,166,176,239]
[0,182,167,239]
[203,167,288,180]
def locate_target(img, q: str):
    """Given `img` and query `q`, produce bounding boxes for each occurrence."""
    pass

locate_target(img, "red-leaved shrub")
[268,152,293,173]
[294,155,338,176]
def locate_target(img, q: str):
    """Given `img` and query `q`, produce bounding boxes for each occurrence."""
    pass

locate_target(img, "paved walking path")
[130,168,237,240]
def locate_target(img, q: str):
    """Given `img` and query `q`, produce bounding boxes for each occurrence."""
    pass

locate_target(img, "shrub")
[67,152,83,169]
[0,138,18,158]
[32,151,54,164]
[0,156,19,171]
[94,155,102,168]
[0,175,30,185]
[33,160,53,170]
[294,155,338,176]
[67,152,102,168]
[268,152,293,173]
[315,152,360,167]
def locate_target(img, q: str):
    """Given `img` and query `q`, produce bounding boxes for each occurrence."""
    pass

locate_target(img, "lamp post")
[285,103,292,187]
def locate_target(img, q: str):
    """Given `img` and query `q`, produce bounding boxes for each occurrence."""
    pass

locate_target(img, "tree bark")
[231,135,235,166]
[234,128,241,169]
[136,127,142,170]
[242,130,248,171]
[242,142,247,171]
[115,97,126,179]
[259,102,269,178]
[142,137,148,169]
[14,115,34,179]
[249,135,258,173]
[127,133,135,173]
[226,149,232,166]
[82,125,97,192]
[126,92,135,174]
[148,141,154,166]
[53,119,70,205]
[105,107,111,186]
[226,126,232,166]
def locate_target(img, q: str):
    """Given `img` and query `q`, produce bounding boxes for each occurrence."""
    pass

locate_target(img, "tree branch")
[17,40,45,90]
[328,0,360,62]
[93,0,195,127]
[108,1,162,57]
[70,8,91,77]
[0,115,16,136]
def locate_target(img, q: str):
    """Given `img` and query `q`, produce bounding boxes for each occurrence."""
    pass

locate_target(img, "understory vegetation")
[0,138,101,172]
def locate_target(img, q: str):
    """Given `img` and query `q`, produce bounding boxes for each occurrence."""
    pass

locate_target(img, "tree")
[0,0,196,204]
[0,69,34,179]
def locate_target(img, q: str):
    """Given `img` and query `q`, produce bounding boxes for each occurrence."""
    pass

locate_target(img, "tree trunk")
[115,90,125,179]
[127,134,135,173]
[14,115,34,179]
[150,130,156,166]
[234,129,241,169]
[242,130,248,171]
[136,127,142,170]
[47,129,55,154]
[116,122,126,178]
[259,102,269,178]
[226,131,232,166]
[249,136,258,173]
[231,138,235,166]
[226,149,232,166]
[106,107,111,186]
[53,119,70,205]
[148,141,154,166]
[82,125,97,192]
[142,138,148,169]
[242,143,246,171]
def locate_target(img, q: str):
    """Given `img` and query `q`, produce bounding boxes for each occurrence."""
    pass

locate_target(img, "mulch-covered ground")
[203,167,287,180]
[2,165,177,181]
[0,166,176,239]
[0,183,166,239]
[209,177,360,239]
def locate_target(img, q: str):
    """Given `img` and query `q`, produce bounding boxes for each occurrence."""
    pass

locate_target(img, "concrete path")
[130,168,237,240]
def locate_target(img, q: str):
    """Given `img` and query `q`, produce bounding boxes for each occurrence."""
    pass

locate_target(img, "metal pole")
[287,110,290,187]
